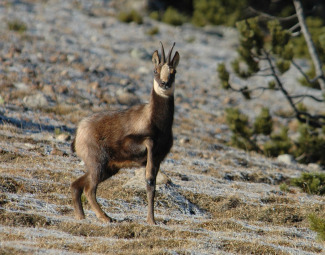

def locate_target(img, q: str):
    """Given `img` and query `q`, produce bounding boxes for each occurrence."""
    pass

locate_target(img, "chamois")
[71,42,180,224]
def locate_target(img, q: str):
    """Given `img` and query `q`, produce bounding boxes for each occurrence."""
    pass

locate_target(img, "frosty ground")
[1,0,325,254]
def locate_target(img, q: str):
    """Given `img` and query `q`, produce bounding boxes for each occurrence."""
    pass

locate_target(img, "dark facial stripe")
[154,72,175,89]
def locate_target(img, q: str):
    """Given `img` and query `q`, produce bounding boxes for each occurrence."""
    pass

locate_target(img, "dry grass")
[1,1,324,252]
[1,130,324,254]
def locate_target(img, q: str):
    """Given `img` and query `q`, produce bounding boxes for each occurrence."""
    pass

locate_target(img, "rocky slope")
[1,0,325,254]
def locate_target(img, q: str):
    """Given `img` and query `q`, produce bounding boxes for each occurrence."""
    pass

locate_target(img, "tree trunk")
[293,0,325,93]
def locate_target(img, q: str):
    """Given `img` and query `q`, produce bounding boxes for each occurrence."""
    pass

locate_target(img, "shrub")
[146,26,159,36]
[7,19,27,33]
[192,0,247,27]
[295,124,325,165]
[291,172,325,195]
[263,127,292,157]
[309,214,325,241]
[217,63,230,89]
[253,107,273,135]
[118,10,143,24]
[162,7,186,26]
[298,64,322,90]
[279,183,289,192]
[149,11,159,21]
[225,108,257,151]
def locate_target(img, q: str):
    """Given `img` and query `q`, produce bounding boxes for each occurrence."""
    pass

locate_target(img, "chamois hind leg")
[71,172,89,220]
[83,164,119,223]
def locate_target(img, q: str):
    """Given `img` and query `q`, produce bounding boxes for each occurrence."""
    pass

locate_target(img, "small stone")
[49,54,58,63]
[56,133,71,142]
[179,137,190,144]
[130,48,150,60]
[14,82,29,91]
[23,93,49,108]
[277,154,296,165]
[88,81,100,90]
[119,79,130,86]
[42,85,55,95]
[116,89,140,106]
[57,85,68,94]
[123,168,171,190]
[51,147,68,157]
[137,66,149,74]
[61,70,68,76]
[308,163,322,171]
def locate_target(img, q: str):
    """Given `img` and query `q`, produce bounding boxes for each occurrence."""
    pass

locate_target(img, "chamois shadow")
[0,114,75,134]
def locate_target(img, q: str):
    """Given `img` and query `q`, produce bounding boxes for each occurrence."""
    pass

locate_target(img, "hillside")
[1,0,325,254]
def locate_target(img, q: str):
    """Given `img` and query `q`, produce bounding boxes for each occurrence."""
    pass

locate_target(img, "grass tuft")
[309,214,325,240]
[7,19,27,33]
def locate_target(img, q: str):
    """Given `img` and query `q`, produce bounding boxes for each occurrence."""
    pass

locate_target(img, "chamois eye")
[154,69,158,75]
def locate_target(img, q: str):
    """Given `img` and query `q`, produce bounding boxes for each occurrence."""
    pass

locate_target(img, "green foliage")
[253,108,273,135]
[291,172,325,195]
[217,63,230,89]
[226,108,251,136]
[225,108,256,151]
[7,19,27,33]
[146,26,159,36]
[309,214,325,241]
[219,13,325,166]
[149,11,159,20]
[162,7,187,26]
[279,183,289,192]
[263,127,292,157]
[192,0,247,27]
[295,124,325,165]
[233,18,263,78]
[292,17,325,62]
[298,64,322,90]
[268,20,292,59]
[118,10,143,24]
[268,80,276,90]
[293,17,325,90]
[275,59,291,74]
[297,102,307,112]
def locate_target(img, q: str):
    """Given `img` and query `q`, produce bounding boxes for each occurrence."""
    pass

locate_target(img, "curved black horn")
[167,42,176,65]
[160,41,166,64]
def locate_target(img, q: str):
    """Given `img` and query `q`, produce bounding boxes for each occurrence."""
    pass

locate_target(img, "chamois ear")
[171,51,180,69]
[152,50,160,67]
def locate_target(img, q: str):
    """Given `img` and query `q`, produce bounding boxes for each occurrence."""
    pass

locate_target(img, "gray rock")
[23,93,49,109]
[123,168,171,190]
[130,48,151,60]
[14,82,29,91]
[277,154,296,165]
[56,133,71,142]
[116,88,140,106]
[308,163,322,171]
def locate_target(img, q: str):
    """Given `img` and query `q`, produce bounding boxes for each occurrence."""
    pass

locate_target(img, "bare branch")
[263,49,324,127]
[293,0,325,93]
[291,60,323,84]
[291,94,324,102]
[288,22,300,32]
[246,7,297,22]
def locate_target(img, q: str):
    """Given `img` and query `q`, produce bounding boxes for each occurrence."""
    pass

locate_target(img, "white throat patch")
[153,79,175,98]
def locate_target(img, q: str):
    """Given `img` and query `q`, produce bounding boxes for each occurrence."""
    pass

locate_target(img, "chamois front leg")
[144,139,158,225]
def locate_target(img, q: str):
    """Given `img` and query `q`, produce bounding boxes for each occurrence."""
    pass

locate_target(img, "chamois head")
[152,42,180,97]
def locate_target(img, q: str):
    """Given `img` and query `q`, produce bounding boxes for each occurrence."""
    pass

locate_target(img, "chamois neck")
[149,88,174,132]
